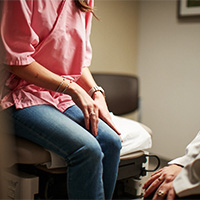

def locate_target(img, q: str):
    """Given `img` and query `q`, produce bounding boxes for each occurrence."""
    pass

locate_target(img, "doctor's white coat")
[169,131,200,197]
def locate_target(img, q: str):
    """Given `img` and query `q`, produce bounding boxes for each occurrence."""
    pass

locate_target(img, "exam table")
[6,73,160,199]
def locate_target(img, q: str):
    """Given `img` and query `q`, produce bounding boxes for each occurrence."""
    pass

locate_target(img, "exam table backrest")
[92,73,139,116]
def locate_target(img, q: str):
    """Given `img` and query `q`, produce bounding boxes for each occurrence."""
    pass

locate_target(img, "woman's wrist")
[88,86,105,98]
[55,78,73,94]
[63,81,88,101]
[93,90,103,97]
[92,91,106,103]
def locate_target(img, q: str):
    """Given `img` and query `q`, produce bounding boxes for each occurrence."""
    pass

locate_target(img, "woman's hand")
[75,67,121,139]
[143,164,183,200]
[92,91,122,140]
[67,82,100,137]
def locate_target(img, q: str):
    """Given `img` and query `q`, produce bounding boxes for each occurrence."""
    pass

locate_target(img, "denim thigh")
[8,104,102,164]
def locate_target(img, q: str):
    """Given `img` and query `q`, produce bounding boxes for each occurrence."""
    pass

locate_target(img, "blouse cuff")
[3,55,35,66]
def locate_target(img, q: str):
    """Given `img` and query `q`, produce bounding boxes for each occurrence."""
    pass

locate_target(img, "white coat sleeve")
[168,131,200,167]
[168,131,200,197]
[173,156,200,197]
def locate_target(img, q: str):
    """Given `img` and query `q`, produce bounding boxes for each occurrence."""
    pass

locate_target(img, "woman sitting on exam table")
[0,0,122,199]
[143,131,200,200]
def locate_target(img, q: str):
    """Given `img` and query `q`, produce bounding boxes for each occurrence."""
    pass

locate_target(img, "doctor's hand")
[92,91,122,141]
[143,164,183,200]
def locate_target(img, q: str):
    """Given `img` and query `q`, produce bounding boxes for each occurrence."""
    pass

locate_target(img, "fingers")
[143,178,163,197]
[100,112,123,141]
[119,135,123,142]
[144,176,176,200]
[68,83,100,136]
[143,168,165,190]
[99,111,121,136]
[167,188,176,200]
[143,172,162,190]
[151,168,163,177]
[143,166,177,200]
[153,188,166,200]
[152,185,175,200]
[143,173,165,198]
[83,104,99,137]
[105,117,121,136]
[89,108,99,137]
[91,92,122,140]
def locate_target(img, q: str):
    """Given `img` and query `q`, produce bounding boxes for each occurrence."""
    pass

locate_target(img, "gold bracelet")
[62,80,73,94]
[56,78,66,92]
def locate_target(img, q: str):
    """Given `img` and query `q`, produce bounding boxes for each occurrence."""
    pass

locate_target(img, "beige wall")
[138,0,200,160]
[90,0,138,75]
[90,0,200,160]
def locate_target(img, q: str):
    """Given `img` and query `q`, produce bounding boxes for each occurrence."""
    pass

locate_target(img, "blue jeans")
[8,104,121,200]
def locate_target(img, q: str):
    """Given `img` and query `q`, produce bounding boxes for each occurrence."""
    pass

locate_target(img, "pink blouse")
[0,0,93,112]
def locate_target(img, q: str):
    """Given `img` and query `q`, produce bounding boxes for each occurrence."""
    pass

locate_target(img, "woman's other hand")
[75,67,121,140]
[92,91,122,141]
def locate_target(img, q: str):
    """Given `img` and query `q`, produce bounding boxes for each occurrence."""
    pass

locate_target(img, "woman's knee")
[85,141,104,162]
[68,139,103,166]
[109,133,122,153]
[97,123,122,154]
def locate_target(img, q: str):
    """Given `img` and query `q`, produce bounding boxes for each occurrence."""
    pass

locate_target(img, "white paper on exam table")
[110,113,152,156]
